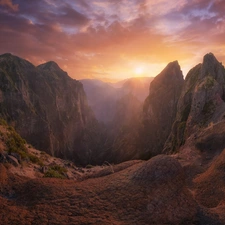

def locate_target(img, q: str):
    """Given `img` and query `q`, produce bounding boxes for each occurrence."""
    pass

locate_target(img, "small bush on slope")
[44,165,67,179]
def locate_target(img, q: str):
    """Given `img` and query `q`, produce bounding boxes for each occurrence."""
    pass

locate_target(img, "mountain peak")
[202,52,219,66]
[201,52,224,80]
[0,53,35,68]
[0,53,13,58]
[38,61,61,71]
[155,60,183,85]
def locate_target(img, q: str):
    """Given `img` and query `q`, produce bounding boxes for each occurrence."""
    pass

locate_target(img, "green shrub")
[44,169,65,179]
[28,154,44,166]
[6,130,27,154]
[0,119,7,126]
[5,126,44,166]
[86,164,93,169]
[44,165,67,179]
[204,76,215,89]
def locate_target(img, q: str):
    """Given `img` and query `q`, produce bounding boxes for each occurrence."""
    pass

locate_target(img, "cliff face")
[0,53,95,164]
[164,53,225,153]
[140,61,184,157]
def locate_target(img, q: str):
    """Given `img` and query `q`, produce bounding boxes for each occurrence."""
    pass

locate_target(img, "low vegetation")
[0,120,44,166]
[44,165,68,179]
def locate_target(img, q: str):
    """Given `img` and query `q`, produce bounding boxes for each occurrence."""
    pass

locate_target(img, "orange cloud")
[0,0,225,81]
[0,0,18,11]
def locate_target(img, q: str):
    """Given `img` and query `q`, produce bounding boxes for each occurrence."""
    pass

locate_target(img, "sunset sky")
[1,0,225,81]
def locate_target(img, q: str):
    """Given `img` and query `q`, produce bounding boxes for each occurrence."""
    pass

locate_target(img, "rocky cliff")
[164,53,225,153]
[140,61,184,157]
[0,53,96,165]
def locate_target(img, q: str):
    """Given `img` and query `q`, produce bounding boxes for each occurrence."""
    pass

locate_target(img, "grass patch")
[6,127,27,154]
[85,164,93,169]
[28,154,44,166]
[0,119,7,126]
[44,165,67,179]
[204,76,215,89]
[5,125,44,166]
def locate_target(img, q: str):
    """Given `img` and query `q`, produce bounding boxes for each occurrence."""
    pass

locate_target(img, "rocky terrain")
[164,53,225,153]
[2,52,225,224]
[1,121,225,224]
[139,60,184,158]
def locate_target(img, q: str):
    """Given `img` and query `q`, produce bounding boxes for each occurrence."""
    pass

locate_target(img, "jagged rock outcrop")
[164,53,225,153]
[140,61,184,157]
[0,53,97,165]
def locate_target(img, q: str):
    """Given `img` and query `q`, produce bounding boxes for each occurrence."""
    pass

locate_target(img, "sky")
[0,0,225,81]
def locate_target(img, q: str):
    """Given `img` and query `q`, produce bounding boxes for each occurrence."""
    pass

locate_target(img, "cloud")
[0,0,225,80]
[0,0,18,11]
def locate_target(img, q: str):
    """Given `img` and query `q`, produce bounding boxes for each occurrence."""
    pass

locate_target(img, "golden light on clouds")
[0,0,225,81]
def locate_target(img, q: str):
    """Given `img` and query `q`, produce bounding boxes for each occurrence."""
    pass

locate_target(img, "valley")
[1,52,225,224]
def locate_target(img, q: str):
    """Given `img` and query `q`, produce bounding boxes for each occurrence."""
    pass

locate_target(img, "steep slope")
[140,61,184,157]
[0,53,97,165]
[164,53,225,153]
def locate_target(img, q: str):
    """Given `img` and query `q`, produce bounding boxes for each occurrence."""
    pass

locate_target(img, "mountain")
[3,53,225,224]
[80,79,121,124]
[0,53,99,165]
[80,77,153,124]
[80,77,154,163]
[111,77,154,101]
[0,122,223,224]
[164,53,225,153]
[139,61,184,158]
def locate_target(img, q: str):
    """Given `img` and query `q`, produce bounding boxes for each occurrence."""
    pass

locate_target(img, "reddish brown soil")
[1,154,224,225]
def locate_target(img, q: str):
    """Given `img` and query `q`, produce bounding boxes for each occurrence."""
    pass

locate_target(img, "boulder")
[6,155,19,167]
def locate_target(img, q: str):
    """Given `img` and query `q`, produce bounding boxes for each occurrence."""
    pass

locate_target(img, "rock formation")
[140,61,184,157]
[164,53,225,153]
[0,53,96,165]
[0,110,224,224]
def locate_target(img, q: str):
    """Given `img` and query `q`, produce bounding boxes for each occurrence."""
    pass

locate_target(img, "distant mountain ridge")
[80,77,153,124]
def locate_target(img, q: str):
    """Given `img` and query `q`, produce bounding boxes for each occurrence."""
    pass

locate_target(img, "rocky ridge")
[164,53,225,153]
[0,53,98,165]
[140,60,184,157]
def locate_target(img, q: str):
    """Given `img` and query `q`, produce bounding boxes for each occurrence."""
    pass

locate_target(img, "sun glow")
[134,66,145,75]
